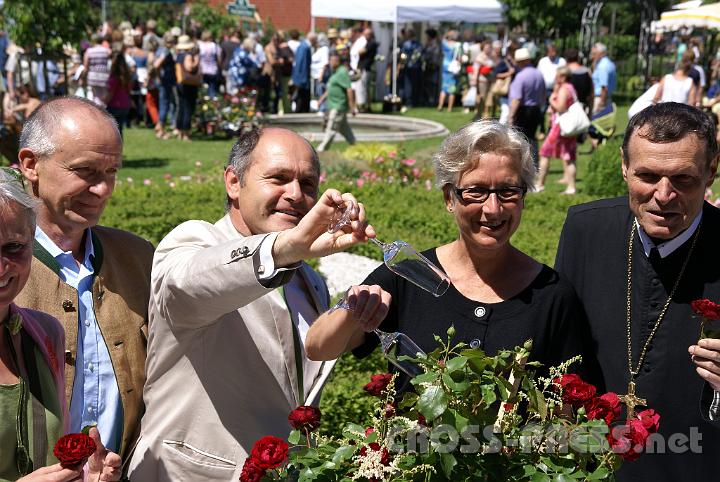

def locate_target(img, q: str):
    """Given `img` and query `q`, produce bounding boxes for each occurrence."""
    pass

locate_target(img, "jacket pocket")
[161,439,237,470]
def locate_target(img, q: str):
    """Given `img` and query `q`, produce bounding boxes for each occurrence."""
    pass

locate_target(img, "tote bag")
[558,89,590,137]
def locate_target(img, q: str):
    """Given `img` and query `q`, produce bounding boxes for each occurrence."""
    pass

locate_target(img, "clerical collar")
[635,211,702,259]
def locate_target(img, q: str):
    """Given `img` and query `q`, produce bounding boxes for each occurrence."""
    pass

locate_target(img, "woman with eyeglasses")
[0,169,121,481]
[306,121,586,393]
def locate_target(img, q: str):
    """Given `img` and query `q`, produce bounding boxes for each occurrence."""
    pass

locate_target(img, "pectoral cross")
[619,381,647,419]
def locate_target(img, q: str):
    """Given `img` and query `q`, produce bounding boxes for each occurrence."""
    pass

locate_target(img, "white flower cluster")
[352,447,398,481]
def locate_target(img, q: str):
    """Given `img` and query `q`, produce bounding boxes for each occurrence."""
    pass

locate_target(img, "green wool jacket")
[14,226,154,461]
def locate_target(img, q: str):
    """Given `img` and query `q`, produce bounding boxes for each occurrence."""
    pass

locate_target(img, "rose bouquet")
[242,330,659,481]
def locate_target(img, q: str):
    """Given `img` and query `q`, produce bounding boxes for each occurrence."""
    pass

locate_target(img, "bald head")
[19,96,121,159]
[227,126,319,185]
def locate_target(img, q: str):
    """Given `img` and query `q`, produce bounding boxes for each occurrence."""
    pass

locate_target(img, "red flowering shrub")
[555,374,597,408]
[288,406,321,432]
[250,436,288,470]
[585,392,622,425]
[363,373,393,397]
[53,433,96,468]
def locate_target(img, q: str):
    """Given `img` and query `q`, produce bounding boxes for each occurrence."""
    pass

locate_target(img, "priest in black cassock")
[555,102,720,481]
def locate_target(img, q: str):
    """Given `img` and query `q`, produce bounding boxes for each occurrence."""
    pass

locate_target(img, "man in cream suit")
[128,127,373,480]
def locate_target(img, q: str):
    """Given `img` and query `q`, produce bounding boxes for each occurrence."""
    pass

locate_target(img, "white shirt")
[311,45,329,81]
[350,35,367,71]
[537,55,567,90]
[636,211,701,259]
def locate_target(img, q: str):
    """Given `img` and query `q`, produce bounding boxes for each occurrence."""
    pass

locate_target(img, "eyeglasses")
[453,185,527,204]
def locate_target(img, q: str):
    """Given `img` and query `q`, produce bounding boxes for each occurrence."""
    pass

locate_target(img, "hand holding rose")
[689,338,720,391]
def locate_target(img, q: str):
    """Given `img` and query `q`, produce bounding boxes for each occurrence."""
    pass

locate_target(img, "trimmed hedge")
[584,138,628,198]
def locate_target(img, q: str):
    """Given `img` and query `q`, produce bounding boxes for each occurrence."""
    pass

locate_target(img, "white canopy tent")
[310,0,505,98]
[652,2,720,32]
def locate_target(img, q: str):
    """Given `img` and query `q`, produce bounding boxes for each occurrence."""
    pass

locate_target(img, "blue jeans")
[158,83,177,127]
[203,74,220,98]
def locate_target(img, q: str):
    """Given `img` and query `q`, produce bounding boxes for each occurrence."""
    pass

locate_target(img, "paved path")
[317,252,382,297]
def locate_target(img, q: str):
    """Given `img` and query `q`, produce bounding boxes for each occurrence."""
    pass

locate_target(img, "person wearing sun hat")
[174,34,200,141]
[507,46,545,162]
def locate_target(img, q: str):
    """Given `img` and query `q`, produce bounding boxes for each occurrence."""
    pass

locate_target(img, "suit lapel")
[267,280,302,407]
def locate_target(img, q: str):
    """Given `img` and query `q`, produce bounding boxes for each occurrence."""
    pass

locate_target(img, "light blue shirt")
[35,227,123,453]
[592,55,616,99]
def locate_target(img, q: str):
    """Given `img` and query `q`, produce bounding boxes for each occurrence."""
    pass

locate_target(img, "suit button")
[241,246,250,255]
[62,300,74,311]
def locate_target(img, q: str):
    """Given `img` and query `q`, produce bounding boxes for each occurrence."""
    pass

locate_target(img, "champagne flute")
[328,202,451,376]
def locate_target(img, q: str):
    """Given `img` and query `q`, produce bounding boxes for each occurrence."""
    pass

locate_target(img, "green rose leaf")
[440,452,457,478]
[445,356,467,372]
[331,445,355,464]
[411,371,440,386]
[288,429,302,445]
[442,372,470,393]
[342,423,366,440]
[417,385,448,421]
[586,466,611,480]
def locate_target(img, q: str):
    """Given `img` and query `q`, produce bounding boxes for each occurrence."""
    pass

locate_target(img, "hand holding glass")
[328,202,451,376]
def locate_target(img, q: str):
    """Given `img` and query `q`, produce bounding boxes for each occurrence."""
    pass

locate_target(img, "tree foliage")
[188,0,238,38]
[503,0,677,40]
[3,0,96,55]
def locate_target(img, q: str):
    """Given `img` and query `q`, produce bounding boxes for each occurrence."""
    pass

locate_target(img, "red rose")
[288,405,322,432]
[555,374,597,408]
[691,299,720,320]
[585,392,622,425]
[608,421,651,461]
[250,436,288,470]
[363,373,393,397]
[636,409,660,434]
[365,427,375,437]
[358,442,390,465]
[53,433,96,468]
[240,457,266,482]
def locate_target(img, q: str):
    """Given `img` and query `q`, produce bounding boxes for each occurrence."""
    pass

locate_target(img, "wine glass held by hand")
[305,120,587,394]
[271,189,375,266]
